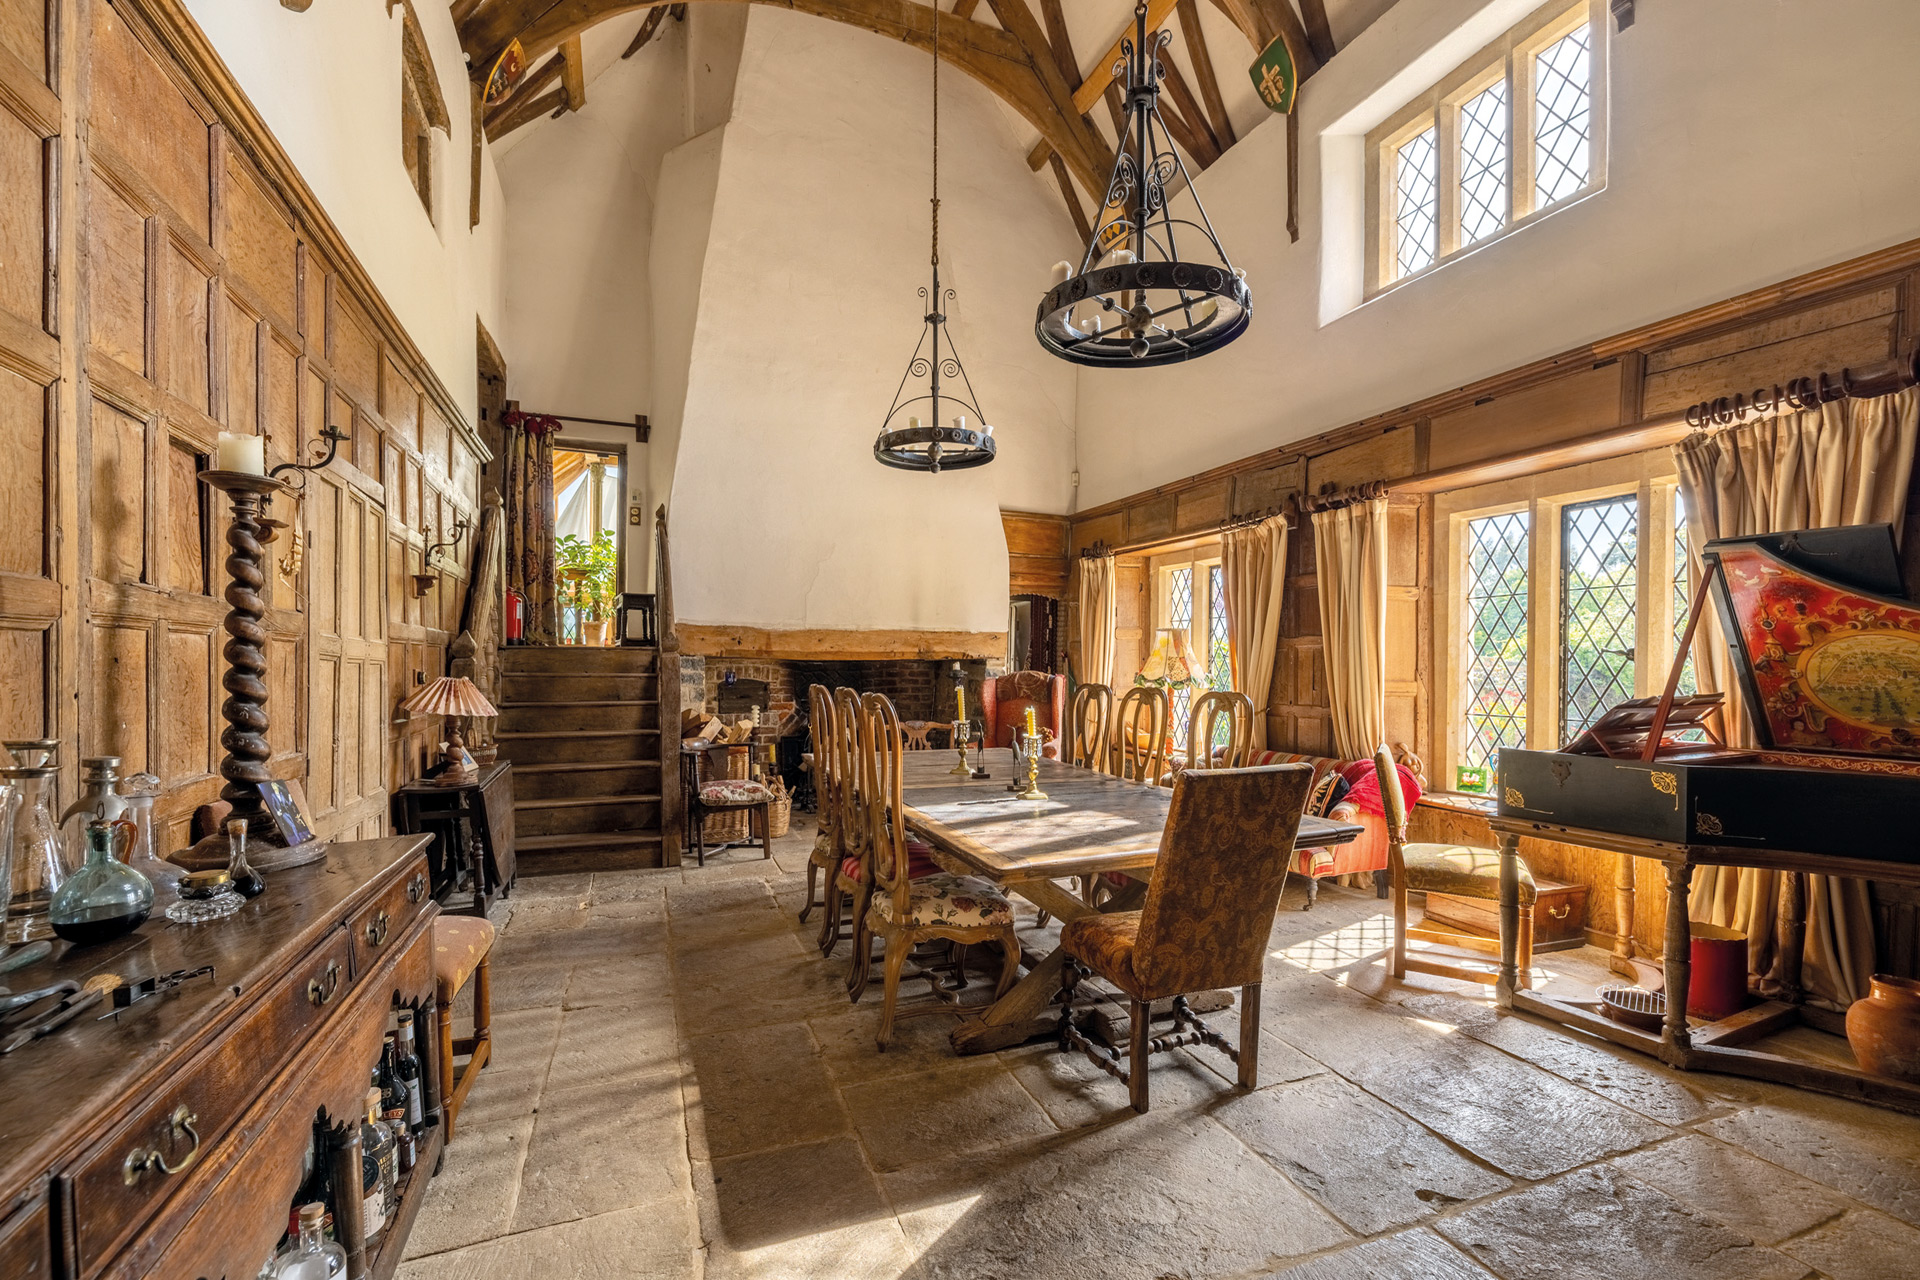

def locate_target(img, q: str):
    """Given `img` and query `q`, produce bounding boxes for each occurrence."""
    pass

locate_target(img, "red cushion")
[840,849,940,882]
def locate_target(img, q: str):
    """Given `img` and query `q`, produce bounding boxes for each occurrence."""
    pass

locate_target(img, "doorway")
[553,443,623,645]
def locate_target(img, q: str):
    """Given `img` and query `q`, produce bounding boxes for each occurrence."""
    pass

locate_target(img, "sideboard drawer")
[69,925,355,1278]
[0,1197,50,1280]
[349,851,431,980]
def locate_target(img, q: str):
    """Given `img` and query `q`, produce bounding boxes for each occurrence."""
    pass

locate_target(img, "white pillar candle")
[952,415,967,434]
[1050,260,1072,287]
[983,424,994,437]
[217,431,265,475]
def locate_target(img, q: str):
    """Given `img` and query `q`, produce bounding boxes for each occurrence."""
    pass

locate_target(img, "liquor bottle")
[271,1203,348,1279]
[359,1089,394,1241]
[385,1105,415,1176]
[379,1034,408,1120]
[284,1115,335,1248]
[394,1012,426,1129]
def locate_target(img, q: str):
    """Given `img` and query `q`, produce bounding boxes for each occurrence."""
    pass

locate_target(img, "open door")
[553,445,623,645]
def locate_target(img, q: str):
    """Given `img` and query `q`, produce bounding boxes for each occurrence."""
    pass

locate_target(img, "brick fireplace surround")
[698,658,982,737]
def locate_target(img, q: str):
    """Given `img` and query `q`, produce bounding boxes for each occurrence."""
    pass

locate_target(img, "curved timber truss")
[454,0,1338,228]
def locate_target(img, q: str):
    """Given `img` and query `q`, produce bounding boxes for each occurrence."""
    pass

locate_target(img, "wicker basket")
[766,777,792,838]
[703,745,752,843]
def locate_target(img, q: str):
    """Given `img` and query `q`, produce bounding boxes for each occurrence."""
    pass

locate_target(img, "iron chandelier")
[875,10,995,474]
[1035,1,1250,367]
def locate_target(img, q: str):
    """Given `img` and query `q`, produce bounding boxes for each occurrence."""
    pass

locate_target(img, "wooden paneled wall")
[0,0,487,851]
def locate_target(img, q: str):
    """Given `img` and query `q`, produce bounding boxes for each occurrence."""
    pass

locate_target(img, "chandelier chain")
[930,6,939,270]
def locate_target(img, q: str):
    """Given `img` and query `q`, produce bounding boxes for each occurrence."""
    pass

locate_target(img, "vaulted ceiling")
[456,1,1396,236]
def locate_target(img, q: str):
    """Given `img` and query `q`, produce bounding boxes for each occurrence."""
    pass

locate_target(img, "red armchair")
[979,671,1067,759]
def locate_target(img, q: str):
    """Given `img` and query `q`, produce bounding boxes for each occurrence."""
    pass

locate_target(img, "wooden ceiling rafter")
[1176,0,1234,146]
[482,44,569,137]
[621,3,674,57]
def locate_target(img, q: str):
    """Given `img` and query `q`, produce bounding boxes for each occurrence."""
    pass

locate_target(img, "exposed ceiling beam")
[482,48,566,134]
[621,4,671,57]
[986,0,1116,192]
[954,0,981,17]
[1177,0,1234,146]
[1046,151,1092,243]
[1024,0,1180,173]
[1208,0,1319,78]
[560,34,587,108]
[1297,0,1336,65]
[489,85,568,138]
[1157,50,1221,164]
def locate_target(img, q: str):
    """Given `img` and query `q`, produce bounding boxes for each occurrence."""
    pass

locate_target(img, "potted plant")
[556,531,619,646]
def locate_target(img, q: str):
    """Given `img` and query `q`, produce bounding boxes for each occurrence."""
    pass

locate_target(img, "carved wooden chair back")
[1109,685,1169,785]
[860,692,911,920]
[1185,690,1256,772]
[808,684,839,845]
[1068,683,1113,771]
[832,686,867,870]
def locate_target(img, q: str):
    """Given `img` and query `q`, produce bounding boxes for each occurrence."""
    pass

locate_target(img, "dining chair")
[800,684,839,925]
[853,691,1021,1049]
[1057,763,1314,1113]
[1109,686,1169,786]
[1374,745,1535,989]
[1067,683,1113,771]
[820,687,870,957]
[1184,690,1255,771]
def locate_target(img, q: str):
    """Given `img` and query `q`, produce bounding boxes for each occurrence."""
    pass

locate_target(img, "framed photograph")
[259,779,315,846]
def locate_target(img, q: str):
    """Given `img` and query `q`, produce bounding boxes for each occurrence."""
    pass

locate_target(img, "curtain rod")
[1078,504,1294,560]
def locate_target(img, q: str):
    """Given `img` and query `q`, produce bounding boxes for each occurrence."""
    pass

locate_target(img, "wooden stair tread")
[499,699,658,708]
[496,728,660,740]
[514,792,663,809]
[511,759,659,773]
[518,831,663,850]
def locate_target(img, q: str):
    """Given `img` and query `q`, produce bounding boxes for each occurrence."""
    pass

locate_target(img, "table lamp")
[403,676,500,786]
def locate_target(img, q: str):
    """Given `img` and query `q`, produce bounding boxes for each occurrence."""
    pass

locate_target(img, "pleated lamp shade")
[402,675,499,719]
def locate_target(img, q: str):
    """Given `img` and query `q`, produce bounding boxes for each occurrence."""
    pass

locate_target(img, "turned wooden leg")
[436,997,456,1140]
[995,928,1021,999]
[818,876,844,957]
[1496,831,1521,1007]
[1238,982,1261,1092]
[1390,851,1409,980]
[1774,870,1807,1006]
[1662,860,1695,1062]
[800,859,819,924]
[1516,911,1534,993]
[1056,958,1081,1049]
[473,955,492,1060]
[1129,998,1151,1114]
[1611,851,1637,977]
[876,932,911,1051]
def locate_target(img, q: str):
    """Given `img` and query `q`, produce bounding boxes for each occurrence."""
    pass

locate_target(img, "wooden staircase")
[496,646,665,872]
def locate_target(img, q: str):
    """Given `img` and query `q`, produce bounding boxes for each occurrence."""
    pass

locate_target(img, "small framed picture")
[259,779,315,845]
[1455,765,1491,795]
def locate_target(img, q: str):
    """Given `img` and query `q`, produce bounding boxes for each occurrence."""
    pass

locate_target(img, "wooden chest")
[1424,876,1590,951]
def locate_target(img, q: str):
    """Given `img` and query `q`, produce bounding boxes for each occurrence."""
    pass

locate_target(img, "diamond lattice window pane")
[1673,494,1697,697]
[1209,566,1232,748]
[1560,496,1637,743]
[1458,80,1508,246]
[1534,25,1592,208]
[1463,512,1530,772]
[1394,126,1438,278]
[1169,568,1192,751]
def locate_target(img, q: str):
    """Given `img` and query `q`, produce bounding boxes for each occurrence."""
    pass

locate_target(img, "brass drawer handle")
[123,1105,202,1185]
[407,871,427,904]
[364,911,391,948]
[307,961,340,1006]
[1548,904,1572,920]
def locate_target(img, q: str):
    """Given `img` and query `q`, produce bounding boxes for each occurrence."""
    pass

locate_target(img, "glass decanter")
[271,1203,347,1279]
[50,819,153,946]
[117,772,182,907]
[3,740,59,769]
[4,764,67,944]
[0,780,18,958]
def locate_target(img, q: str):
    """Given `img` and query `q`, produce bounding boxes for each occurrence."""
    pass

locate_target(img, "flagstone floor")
[397,817,1920,1279]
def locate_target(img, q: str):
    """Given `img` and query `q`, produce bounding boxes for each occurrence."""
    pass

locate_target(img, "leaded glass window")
[1458,80,1508,246]
[1534,24,1592,207]
[1560,495,1637,742]
[1673,493,1697,696]
[1208,565,1232,748]
[1463,512,1530,771]
[1169,566,1193,752]
[1394,127,1438,278]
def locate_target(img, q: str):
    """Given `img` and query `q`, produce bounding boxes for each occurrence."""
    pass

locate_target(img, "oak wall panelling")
[4,0,489,847]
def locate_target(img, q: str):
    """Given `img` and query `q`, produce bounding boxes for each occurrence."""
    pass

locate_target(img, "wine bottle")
[360,1089,394,1241]
[394,1012,426,1129]
[379,1034,408,1121]
[285,1115,335,1247]
[386,1105,415,1176]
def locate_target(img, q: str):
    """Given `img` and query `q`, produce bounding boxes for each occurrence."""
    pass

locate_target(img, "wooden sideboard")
[0,836,440,1280]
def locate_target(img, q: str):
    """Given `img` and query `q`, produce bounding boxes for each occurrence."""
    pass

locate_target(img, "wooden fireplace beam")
[677,624,1007,663]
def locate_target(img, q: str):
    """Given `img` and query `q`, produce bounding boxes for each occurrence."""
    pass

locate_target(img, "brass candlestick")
[1015,730,1048,801]
[950,720,973,775]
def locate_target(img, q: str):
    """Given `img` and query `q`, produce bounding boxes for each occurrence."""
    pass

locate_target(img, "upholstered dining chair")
[853,692,1020,1049]
[1067,683,1113,771]
[1109,686,1169,786]
[1058,763,1315,1112]
[980,670,1068,758]
[1185,690,1255,771]
[819,687,870,957]
[1373,746,1535,989]
[800,684,839,926]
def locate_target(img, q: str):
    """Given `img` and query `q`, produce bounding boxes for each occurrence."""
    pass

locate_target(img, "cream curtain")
[1313,497,1389,762]
[1674,386,1918,1009]
[1078,553,1117,689]
[1222,516,1289,753]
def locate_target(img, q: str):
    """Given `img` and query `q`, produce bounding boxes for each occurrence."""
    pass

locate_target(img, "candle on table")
[217,431,266,475]
[956,682,966,724]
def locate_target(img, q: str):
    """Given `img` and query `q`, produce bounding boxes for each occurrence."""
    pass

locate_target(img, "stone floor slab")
[1780,1208,1920,1280]
[1265,1229,1497,1280]
[1436,1165,1813,1280]
[885,1110,1351,1279]
[401,1116,534,1259]
[548,997,680,1087]
[694,1138,916,1280]
[842,1056,1058,1172]
[682,1020,847,1160]
[397,1199,700,1280]
[1350,1033,1668,1180]
[450,1065,546,1132]
[512,1074,692,1232]
[1215,1073,1509,1235]
[1002,1039,1248,1129]
[1701,1094,1920,1222]
[1610,1133,1852,1246]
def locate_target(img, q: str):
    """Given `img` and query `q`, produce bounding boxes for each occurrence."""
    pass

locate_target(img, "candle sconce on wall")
[411,514,471,597]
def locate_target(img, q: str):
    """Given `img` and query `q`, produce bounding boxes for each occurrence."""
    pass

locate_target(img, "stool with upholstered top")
[433,914,495,1140]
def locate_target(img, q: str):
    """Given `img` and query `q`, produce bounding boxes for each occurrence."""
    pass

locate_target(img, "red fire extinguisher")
[505,589,525,644]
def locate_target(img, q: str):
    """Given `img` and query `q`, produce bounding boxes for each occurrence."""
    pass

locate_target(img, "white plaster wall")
[668,10,1081,635]
[1074,0,1920,508]
[182,0,505,421]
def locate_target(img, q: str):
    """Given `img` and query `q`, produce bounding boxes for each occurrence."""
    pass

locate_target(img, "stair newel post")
[656,505,683,866]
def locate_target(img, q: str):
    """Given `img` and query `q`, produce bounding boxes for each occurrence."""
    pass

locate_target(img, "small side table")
[396,761,517,916]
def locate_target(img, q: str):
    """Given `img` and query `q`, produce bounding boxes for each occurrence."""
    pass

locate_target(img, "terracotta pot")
[1846,974,1920,1082]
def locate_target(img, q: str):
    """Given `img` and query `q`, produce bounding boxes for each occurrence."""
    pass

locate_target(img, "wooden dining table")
[901,748,1365,1054]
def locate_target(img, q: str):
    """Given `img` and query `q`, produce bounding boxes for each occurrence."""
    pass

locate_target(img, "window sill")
[1364,180,1606,308]
[1416,790,1498,818]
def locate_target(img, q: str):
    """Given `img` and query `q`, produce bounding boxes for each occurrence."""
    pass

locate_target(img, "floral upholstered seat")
[1401,842,1537,904]
[809,828,836,868]
[700,779,773,806]
[866,873,1013,929]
